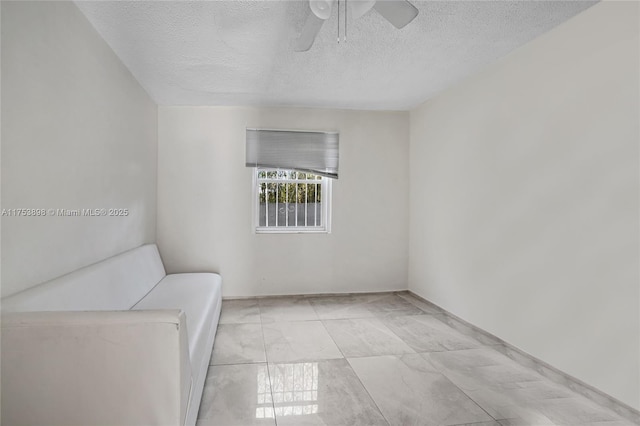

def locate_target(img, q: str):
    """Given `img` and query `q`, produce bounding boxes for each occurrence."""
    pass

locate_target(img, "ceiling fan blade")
[295,12,326,52]
[350,0,376,20]
[373,0,418,29]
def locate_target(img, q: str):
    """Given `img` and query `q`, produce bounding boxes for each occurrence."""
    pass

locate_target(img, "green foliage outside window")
[258,170,322,204]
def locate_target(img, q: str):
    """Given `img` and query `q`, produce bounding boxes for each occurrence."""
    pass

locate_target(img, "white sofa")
[1,244,222,426]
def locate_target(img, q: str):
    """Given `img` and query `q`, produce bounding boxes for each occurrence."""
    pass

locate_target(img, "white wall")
[157,107,409,297]
[409,1,639,409]
[1,2,158,297]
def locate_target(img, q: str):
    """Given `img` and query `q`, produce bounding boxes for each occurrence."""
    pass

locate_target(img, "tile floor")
[197,292,636,426]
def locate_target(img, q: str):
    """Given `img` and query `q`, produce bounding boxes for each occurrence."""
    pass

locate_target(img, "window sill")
[255,227,329,234]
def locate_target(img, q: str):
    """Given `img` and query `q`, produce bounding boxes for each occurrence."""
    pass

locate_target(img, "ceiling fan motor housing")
[310,0,333,20]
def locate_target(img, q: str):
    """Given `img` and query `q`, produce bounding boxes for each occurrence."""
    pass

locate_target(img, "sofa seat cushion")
[131,273,222,371]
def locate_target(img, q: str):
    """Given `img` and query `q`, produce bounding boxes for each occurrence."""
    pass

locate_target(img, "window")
[254,168,331,233]
[245,128,338,234]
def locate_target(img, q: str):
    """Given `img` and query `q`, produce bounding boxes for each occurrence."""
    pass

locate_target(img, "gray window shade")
[246,129,339,179]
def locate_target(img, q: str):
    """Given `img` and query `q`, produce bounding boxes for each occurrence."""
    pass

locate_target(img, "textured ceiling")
[75,0,597,110]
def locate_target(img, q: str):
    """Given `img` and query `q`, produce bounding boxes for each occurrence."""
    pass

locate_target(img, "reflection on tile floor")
[199,292,637,426]
[197,363,275,426]
[270,361,320,417]
[269,359,388,425]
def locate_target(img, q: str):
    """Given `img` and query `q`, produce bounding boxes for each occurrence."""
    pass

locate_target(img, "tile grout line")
[401,296,636,424]
[257,302,279,426]
[318,317,347,360]
[405,291,640,424]
[421,355,502,424]
[331,313,498,426]
[317,317,391,426]
[411,345,568,425]
[285,295,517,424]
[374,314,443,354]
[217,294,636,426]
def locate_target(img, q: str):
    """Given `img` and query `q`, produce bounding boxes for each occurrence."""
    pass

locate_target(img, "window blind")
[246,128,339,179]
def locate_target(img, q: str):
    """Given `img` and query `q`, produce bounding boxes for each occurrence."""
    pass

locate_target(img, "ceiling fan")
[295,0,419,52]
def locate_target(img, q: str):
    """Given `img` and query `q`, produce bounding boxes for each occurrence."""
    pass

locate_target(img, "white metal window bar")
[255,168,331,233]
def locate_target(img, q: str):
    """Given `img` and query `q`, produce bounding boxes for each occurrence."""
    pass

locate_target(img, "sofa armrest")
[1,310,192,426]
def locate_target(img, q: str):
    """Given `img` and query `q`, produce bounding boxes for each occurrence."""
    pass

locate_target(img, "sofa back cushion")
[1,244,166,313]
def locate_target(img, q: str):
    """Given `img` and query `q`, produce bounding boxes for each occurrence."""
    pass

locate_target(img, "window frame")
[252,168,332,234]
